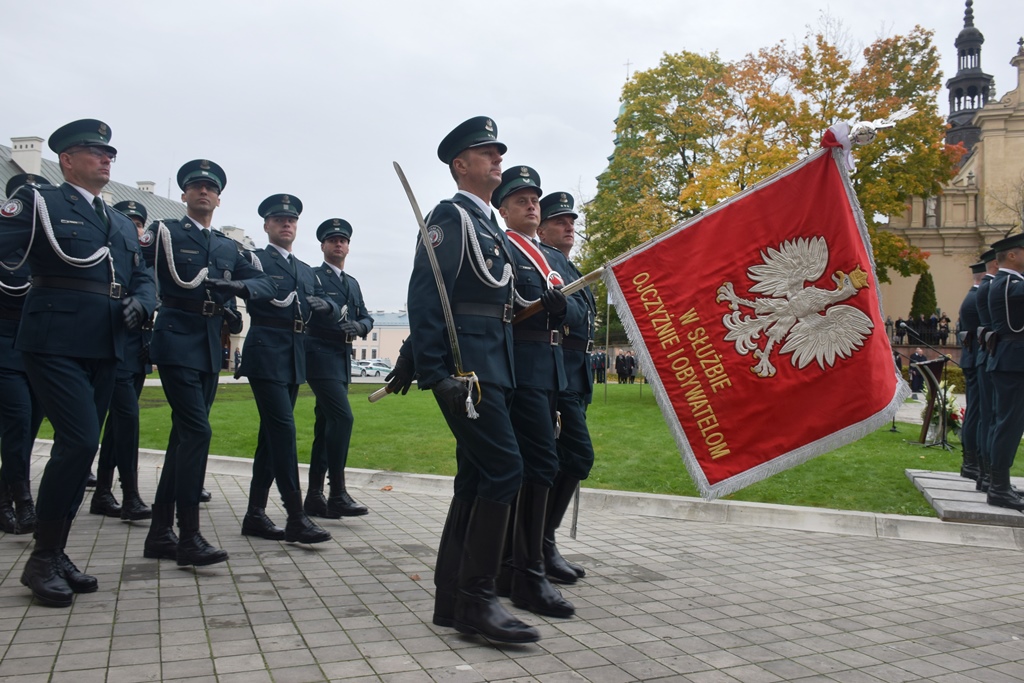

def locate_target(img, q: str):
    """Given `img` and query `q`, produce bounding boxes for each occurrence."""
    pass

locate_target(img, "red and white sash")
[505,230,563,288]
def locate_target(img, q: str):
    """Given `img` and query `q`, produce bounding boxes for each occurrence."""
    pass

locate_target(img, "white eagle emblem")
[715,236,873,378]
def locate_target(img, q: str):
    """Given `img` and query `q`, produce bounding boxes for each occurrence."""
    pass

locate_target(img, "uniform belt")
[514,329,562,345]
[31,276,125,299]
[252,316,306,333]
[0,309,22,321]
[453,302,513,323]
[996,332,1024,342]
[562,338,594,353]
[309,327,354,343]
[160,295,225,317]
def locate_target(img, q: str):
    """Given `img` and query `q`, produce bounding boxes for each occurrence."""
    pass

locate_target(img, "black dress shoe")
[242,510,285,540]
[199,489,212,503]
[90,490,122,517]
[120,491,152,521]
[282,490,331,544]
[327,490,368,517]
[85,472,97,489]
[59,553,98,593]
[303,489,329,517]
[21,550,73,608]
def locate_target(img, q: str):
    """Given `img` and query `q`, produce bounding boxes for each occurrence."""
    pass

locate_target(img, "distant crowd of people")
[885,313,952,346]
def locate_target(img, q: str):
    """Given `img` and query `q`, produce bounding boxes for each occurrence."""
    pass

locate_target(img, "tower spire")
[945,0,994,153]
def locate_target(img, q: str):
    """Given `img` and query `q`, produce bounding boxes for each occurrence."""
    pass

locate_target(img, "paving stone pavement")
[2,448,1023,683]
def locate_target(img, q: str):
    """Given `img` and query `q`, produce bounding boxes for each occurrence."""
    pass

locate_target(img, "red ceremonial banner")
[606,148,909,499]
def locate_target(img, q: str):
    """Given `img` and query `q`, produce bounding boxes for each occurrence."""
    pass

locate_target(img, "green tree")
[909,270,937,319]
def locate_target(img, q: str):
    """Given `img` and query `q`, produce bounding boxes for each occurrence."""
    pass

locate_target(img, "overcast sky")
[2,0,1018,311]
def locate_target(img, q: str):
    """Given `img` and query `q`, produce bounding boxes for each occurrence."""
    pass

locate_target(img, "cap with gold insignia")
[258,194,303,218]
[970,261,987,274]
[540,191,578,222]
[5,173,52,198]
[991,233,1024,254]
[177,159,227,192]
[316,218,353,242]
[113,200,148,224]
[491,165,541,208]
[981,248,996,262]
[437,116,507,165]
[47,119,117,155]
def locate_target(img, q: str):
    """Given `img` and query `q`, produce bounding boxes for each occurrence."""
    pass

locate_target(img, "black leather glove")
[121,296,146,330]
[204,278,249,298]
[385,354,415,395]
[306,296,332,314]
[540,285,567,318]
[339,321,366,337]
[432,376,468,415]
[223,307,243,334]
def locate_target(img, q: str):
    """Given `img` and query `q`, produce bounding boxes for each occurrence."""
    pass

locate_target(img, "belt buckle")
[586,339,595,353]
[550,330,561,346]
[201,300,218,317]
[294,320,306,334]
[109,282,123,299]
[502,304,513,323]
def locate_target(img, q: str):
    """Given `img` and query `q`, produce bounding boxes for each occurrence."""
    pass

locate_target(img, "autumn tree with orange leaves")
[582,23,963,287]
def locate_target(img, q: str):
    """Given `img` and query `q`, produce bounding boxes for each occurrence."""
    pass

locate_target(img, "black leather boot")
[11,480,36,535]
[0,481,18,534]
[20,518,73,607]
[176,505,228,566]
[326,485,368,518]
[89,468,121,517]
[510,482,575,618]
[143,503,178,560]
[199,488,212,503]
[454,497,540,644]
[58,517,97,593]
[960,449,980,481]
[119,469,151,521]
[987,469,1024,511]
[282,490,331,544]
[976,453,991,492]
[303,468,329,517]
[432,497,471,627]
[85,471,97,489]
[494,496,515,598]
[544,473,585,583]
[242,487,285,540]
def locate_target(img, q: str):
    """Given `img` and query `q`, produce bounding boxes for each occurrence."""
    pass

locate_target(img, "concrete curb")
[33,440,1023,552]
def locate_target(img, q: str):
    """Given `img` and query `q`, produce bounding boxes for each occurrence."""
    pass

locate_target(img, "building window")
[361,348,366,360]
[371,349,377,359]
[372,331,378,341]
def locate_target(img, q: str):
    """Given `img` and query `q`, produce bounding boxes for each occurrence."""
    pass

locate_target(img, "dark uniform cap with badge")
[491,165,541,208]
[970,261,988,274]
[5,173,52,198]
[990,233,1024,254]
[316,218,353,243]
[437,116,507,164]
[47,118,117,155]
[258,194,303,218]
[177,159,227,192]
[113,200,148,224]
[540,191,578,222]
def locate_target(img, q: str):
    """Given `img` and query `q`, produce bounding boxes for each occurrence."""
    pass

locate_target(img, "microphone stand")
[900,323,958,451]
[890,348,916,433]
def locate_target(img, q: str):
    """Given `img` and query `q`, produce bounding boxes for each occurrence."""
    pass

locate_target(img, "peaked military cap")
[316,218,353,242]
[177,159,226,192]
[491,165,541,208]
[437,116,506,164]
[991,233,1024,254]
[48,118,116,155]
[981,248,996,262]
[113,200,148,224]
[540,191,578,222]
[970,261,987,274]
[258,193,302,218]
[5,173,52,198]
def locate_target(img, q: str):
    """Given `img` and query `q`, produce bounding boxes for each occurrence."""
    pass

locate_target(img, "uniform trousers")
[509,386,560,488]
[154,365,219,507]
[554,390,595,481]
[97,369,145,473]
[307,377,353,485]
[249,379,301,495]
[989,370,1024,472]
[975,360,995,464]
[22,353,116,522]
[435,382,522,505]
[0,367,43,486]
[960,365,979,455]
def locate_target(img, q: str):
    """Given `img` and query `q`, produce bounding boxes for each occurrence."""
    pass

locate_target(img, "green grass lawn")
[37,382,1022,517]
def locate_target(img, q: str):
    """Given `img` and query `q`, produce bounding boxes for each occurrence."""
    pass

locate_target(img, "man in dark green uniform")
[0,119,156,606]
[90,200,153,521]
[973,249,998,492]
[0,174,51,536]
[140,160,274,567]
[305,219,373,518]
[239,195,339,545]
[492,167,583,620]
[405,117,540,644]
[537,191,594,585]
[984,233,1024,510]
[955,260,987,484]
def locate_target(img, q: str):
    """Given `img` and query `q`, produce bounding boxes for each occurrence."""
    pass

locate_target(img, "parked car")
[350,361,366,377]
[360,360,392,377]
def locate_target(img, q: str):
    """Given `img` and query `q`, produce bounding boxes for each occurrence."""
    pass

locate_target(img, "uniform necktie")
[92,197,109,228]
